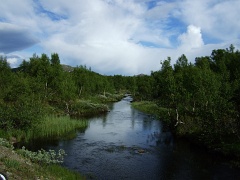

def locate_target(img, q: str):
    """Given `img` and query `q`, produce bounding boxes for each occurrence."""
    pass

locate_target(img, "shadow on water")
[24,97,240,180]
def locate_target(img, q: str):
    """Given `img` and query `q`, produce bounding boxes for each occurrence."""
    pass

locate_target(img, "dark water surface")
[32,97,240,179]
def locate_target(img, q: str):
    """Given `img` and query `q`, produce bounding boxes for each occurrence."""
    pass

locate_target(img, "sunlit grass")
[132,101,168,118]
[30,116,88,140]
[0,116,88,142]
[2,158,20,170]
[71,100,109,117]
[43,164,85,180]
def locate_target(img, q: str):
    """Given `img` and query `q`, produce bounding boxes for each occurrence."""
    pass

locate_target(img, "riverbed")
[30,97,240,179]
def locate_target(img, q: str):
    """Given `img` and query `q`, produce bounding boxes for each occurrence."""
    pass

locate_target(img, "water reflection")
[29,97,240,179]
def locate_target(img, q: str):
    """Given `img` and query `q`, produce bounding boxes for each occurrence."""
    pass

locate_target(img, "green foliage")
[0,138,84,179]
[0,56,13,100]
[135,75,154,100]
[28,116,88,140]
[0,53,121,134]
[0,138,14,149]
[2,158,21,170]
[44,164,85,180]
[70,100,109,117]
[134,45,240,148]
[132,101,168,120]
[0,99,44,130]
[1,45,240,155]
[18,146,66,164]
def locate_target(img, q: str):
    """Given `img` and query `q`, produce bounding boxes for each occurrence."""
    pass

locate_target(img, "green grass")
[29,116,88,140]
[132,101,168,119]
[0,116,88,142]
[132,101,159,114]
[88,93,124,103]
[0,129,27,143]
[43,164,85,180]
[71,100,109,117]
[2,158,20,170]
[0,142,85,179]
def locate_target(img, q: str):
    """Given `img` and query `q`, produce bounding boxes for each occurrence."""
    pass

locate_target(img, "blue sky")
[0,0,239,75]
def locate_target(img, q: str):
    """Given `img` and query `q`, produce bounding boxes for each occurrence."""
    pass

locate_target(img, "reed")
[0,116,88,143]
[30,116,88,140]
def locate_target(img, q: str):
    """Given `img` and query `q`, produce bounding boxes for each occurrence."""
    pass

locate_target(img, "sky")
[0,0,240,75]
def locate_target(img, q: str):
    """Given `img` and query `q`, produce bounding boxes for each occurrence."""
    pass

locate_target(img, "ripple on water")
[31,99,240,180]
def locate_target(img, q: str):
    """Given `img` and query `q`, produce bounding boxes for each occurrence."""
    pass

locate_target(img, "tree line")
[1,45,240,147]
[134,44,240,147]
[0,53,125,131]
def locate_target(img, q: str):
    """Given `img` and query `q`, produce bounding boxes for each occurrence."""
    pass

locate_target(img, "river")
[30,97,240,179]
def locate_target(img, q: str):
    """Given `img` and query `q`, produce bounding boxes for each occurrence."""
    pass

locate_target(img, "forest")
[0,45,240,159]
[135,44,240,159]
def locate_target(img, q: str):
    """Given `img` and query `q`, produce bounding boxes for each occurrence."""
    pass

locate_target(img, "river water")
[32,97,240,179]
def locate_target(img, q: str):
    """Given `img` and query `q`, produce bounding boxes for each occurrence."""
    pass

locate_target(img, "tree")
[0,56,13,99]
[135,75,153,100]
[0,72,44,130]
[157,57,183,125]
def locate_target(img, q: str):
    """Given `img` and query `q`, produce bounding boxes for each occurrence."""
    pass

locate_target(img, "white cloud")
[178,25,204,50]
[0,0,239,75]
[178,0,240,42]
[7,57,18,67]
[6,54,23,68]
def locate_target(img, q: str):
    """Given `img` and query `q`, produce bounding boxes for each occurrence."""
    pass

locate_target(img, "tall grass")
[43,164,85,180]
[132,101,168,118]
[30,116,88,140]
[70,100,109,117]
[0,116,88,142]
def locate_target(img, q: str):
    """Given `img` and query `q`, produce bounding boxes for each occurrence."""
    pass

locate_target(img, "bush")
[18,146,66,165]
[0,138,14,149]
[0,100,44,130]
[70,100,109,117]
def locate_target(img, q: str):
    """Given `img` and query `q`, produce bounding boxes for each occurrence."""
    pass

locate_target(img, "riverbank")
[0,116,88,144]
[0,93,124,142]
[0,116,88,179]
[132,101,240,167]
[0,138,84,179]
[0,94,124,179]
[48,93,124,117]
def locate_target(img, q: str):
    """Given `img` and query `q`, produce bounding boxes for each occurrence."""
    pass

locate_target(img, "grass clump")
[70,100,109,117]
[30,116,88,140]
[132,101,168,119]
[0,138,14,149]
[43,164,85,180]
[0,116,88,143]
[132,101,159,115]
[88,93,124,103]
[2,158,20,170]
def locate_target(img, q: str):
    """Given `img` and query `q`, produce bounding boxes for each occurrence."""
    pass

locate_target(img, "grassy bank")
[132,101,240,166]
[70,100,109,117]
[0,138,84,179]
[30,116,88,140]
[88,93,124,103]
[0,112,89,179]
[50,93,124,117]
[0,94,124,179]
[131,101,169,120]
[0,94,124,142]
[0,116,88,143]
[132,101,159,116]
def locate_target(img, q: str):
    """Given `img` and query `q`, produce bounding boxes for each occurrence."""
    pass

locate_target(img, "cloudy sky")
[0,0,239,75]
